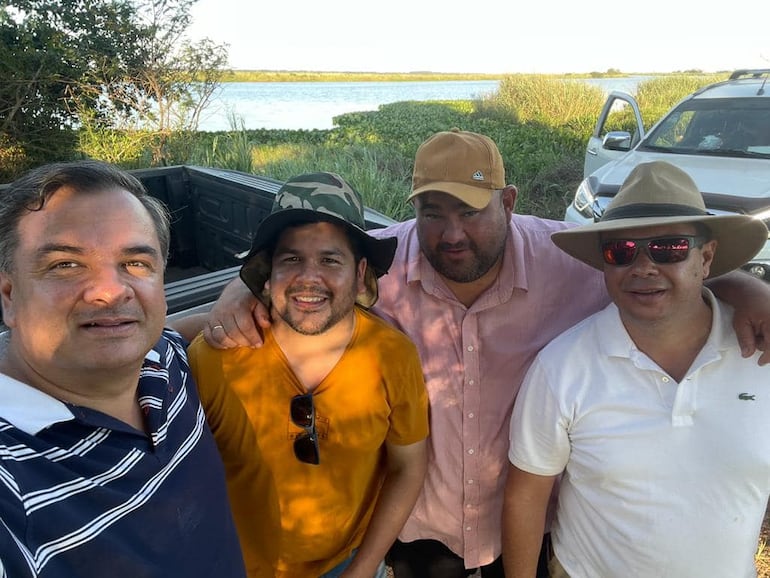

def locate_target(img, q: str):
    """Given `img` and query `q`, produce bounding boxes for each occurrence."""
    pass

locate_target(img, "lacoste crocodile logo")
[738,393,756,401]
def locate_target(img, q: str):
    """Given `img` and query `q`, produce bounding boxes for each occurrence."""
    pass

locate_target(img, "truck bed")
[0,165,397,325]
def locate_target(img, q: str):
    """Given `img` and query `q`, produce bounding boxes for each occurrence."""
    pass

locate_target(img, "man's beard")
[272,283,357,335]
[421,238,505,283]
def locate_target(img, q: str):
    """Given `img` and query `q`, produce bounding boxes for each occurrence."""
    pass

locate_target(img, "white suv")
[565,69,770,281]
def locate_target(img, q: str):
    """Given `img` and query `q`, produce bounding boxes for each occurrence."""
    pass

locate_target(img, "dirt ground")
[757,505,770,577]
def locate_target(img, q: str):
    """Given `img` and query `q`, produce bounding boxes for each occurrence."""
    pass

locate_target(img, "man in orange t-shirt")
[188,172,429,578]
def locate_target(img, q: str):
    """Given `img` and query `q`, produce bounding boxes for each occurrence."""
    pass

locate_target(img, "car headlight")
[572,179,596,220]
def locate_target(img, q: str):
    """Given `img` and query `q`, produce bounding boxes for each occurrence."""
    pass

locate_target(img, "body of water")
[197,77,654,131]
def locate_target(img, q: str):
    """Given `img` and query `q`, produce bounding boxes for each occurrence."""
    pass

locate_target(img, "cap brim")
[552,215,768,278]
[408,181,494,209]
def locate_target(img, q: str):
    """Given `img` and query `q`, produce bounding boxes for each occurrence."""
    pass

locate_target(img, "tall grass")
[195,113,255,172]
[478,74,606,135]
[635,73,727,127]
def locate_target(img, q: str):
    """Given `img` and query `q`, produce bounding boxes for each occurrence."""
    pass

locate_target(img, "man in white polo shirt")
[503,161,770,577]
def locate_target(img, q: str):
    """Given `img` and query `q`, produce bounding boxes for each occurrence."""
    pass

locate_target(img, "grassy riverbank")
[79,73,723,222]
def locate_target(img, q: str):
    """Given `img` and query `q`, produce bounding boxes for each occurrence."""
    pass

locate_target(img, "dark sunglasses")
[290,393,320,465]
[601,235,705,267]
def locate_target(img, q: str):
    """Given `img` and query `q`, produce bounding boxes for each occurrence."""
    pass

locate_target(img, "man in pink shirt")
[198,130,770,578]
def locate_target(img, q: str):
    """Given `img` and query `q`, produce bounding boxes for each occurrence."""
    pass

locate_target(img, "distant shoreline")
[220,70,649,83]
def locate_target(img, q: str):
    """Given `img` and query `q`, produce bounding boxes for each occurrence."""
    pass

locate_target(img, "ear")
[501,185,517,216]
[356,257,368,295]
[700,239,718,278]
[0,272,16,328]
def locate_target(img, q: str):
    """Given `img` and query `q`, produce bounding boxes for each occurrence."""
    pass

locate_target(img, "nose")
[295,260,324,282]
[82,266,133,304]
[440,215,467,244]
[629,250,659,276]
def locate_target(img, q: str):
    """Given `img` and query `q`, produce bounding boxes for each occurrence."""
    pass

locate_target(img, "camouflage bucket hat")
[239,172,397,309]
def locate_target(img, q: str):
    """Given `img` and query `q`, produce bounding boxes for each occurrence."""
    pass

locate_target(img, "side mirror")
[602,131,632,152]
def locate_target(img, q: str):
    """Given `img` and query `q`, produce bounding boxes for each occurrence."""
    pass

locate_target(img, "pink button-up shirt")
[371,215,608,568]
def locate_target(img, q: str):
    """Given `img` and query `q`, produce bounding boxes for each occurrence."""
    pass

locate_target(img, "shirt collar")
[598,288,733,360]
[0,348,164,436]
[0,373,75,435]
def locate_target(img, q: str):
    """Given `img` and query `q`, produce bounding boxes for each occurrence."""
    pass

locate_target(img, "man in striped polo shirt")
[0,161,246,578]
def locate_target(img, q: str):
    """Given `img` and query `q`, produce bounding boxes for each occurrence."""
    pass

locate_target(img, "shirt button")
[662,376,670,383]
[467,345,474,352]
[468,449,475,455]
[468,413,475,418]
[468,380,475,386]
[467,479,474,485]
[465,526,472,532]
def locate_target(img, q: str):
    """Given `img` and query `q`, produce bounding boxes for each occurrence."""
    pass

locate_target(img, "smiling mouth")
[293,295,326,303]
[83,320,136,328]
[629,288,666,297]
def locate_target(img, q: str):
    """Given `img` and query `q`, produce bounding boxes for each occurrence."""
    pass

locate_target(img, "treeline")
[0,0,229,180]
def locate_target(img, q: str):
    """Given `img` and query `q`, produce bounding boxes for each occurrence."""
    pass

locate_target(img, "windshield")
[639,98,770,158]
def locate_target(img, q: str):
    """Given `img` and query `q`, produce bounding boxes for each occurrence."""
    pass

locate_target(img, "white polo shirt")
[509,289,770,578]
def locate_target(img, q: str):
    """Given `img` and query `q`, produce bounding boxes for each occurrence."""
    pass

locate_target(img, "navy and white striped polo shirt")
[0,330,246,578]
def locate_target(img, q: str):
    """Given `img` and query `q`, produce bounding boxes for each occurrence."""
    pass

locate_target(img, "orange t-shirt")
[189,307,429,577]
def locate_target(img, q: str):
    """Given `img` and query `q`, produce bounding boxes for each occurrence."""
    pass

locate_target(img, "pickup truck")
[0,165,397,328]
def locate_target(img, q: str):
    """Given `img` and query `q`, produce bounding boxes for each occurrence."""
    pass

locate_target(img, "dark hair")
[0,160,171,272]
[694,222,713,242]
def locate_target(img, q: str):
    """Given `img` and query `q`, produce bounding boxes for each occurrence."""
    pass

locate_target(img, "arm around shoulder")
[202,277,272,349]
[707,270,770,364]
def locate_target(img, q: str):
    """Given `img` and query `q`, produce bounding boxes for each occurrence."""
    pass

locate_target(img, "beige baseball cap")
[407,129,506,209]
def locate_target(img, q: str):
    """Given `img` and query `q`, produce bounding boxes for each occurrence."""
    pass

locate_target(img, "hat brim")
[408,181,494,209]
[552,215,768,278]
[239,209,397,308]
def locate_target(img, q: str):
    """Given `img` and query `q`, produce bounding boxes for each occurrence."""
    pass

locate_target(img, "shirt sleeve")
[384,339,430,446]
[187,334,259,463]
[508,356,571,476]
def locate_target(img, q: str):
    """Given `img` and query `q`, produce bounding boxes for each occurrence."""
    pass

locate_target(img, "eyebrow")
[36,243,161,259]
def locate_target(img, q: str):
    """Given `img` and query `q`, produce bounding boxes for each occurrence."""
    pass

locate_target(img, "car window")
[641,98,770,157]
[601,99,640,135]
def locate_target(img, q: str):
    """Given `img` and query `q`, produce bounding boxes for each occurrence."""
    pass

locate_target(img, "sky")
[187,0,770,75]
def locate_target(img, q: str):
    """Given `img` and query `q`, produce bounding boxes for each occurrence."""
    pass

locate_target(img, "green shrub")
[0,133,31,182]
[78,127,154,167]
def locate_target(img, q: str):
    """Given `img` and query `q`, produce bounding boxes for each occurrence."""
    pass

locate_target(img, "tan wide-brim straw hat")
[551,161,768,278]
